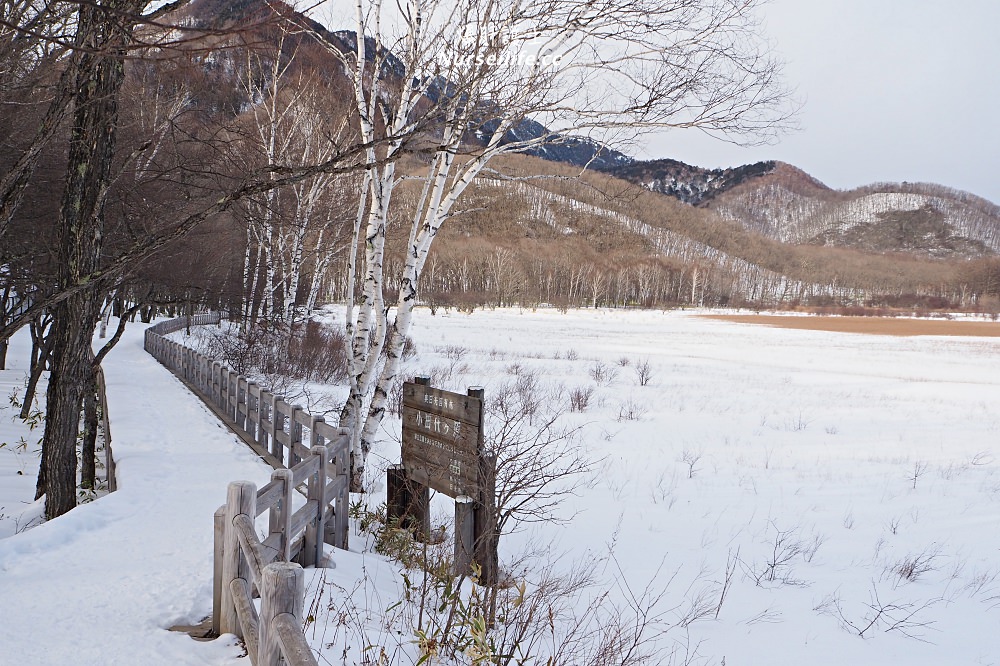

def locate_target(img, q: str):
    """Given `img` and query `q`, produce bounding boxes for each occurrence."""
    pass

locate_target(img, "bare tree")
[1,0,394,519]
[485,379,592,537]
[233,37,359,330]
[323,0,793,488]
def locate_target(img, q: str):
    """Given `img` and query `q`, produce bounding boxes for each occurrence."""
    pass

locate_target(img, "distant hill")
[602,158,779,205]
[175,0,1000,311]
[706,170,1000,259]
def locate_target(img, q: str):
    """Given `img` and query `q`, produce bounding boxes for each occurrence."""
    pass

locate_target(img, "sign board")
[401,382,483,498]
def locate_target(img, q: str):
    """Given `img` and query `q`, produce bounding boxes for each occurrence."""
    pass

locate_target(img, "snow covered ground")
[0,323,273,664]
[351,307,1000,665]
[2,308,1000,665]
[0,329,46,538]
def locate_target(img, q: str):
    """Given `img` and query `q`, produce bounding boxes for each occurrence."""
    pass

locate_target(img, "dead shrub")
[204,319,349,384]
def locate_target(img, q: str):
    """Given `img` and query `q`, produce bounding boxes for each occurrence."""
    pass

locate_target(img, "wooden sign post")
[393,377,497,585]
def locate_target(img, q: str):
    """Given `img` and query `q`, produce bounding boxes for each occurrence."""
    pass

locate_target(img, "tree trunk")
[81,372,99,490]
[0,285,8,370]
[37,0,137,519]
[38,302,101,513]
[21,322,52,420]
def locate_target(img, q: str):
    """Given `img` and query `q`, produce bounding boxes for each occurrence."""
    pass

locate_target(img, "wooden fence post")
[212,505,225,636]
[467,386,498,587]
[260,391,275,455]
[323,442,350,550]
[335,445,349,549]
[221,481,257,637]
[269,468,294,563]
[258,562,305,666]
[289,406,304,467]
[474,453,498,586]
[274,398,289,465]
[246,382,260,442]
[386,464,430,540]
[310,416,326,447]
[211,361,222,407]
[300,446,328,568]
[455,495,475,577]
[219,366,230,416]
[235,377,247,435]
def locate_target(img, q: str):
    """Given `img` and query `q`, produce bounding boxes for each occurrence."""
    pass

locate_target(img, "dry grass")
[702,314,1000,337]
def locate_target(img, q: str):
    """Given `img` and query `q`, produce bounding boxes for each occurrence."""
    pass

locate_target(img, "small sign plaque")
[401,382,483,498]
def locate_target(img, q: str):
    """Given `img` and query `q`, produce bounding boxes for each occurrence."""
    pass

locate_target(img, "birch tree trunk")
[327,0,791,489]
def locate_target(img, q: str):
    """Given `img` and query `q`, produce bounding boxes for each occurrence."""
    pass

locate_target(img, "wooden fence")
[145,314,351,666]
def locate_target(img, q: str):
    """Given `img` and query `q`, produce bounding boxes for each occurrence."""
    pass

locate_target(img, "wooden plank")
[261,532,282,555]
[322,477,348,500]
[289,500,318,538]
[272,614,318,666]
[256,479,283,516]
[221,481,256,637]
[291,456,320,487]
[402,405,480,449]
[400,382,482,500]
[400,427,479,497]
[234,513,279,587]
[402,382,482,427]
[230,579,260,666]
[312,421,341,443]
[273,429,291,447]
[293,409,313,428]
[290,441,311,463]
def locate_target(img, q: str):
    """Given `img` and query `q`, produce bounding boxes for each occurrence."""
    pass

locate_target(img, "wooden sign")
[401,382,483,498]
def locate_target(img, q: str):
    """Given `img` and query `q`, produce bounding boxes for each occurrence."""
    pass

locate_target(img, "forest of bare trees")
[3,0,999,519]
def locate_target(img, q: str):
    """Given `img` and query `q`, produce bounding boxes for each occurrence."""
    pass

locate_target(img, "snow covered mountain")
[704,166,1000,258]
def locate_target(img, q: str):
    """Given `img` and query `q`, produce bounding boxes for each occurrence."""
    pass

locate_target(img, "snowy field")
[339,307,1000,665]
[3,308,1000,665]
[0,329,46,538]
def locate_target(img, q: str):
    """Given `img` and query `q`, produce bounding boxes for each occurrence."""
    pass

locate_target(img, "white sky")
[640,0,1000,203]
[310,0,1000,203]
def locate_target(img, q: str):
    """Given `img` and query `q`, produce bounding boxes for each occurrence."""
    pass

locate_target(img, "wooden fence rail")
[145,314,350,666]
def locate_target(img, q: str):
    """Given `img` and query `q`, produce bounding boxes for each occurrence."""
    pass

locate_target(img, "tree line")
[2,0,795,518]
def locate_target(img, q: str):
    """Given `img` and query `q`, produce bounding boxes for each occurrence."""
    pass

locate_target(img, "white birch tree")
[236,40,358,330]
[318,0,793,487]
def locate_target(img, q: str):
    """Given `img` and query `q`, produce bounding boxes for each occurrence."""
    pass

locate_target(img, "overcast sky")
[640,0,1000,203]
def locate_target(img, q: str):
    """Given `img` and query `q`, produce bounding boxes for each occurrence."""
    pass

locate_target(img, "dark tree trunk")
[81,373,98,490]
[21,317,52,419]
[38,308,97,512]
[0,285,9,370]
[37,0,138,519]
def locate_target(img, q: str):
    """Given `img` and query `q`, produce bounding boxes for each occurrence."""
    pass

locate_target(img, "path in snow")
[0,322,273,665]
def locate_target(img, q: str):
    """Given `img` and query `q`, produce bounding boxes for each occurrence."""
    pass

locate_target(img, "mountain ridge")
[180,0,1000,306]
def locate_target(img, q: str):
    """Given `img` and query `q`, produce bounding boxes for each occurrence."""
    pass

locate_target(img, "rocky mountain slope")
[704,168,1000,258]
[603,158,779,205]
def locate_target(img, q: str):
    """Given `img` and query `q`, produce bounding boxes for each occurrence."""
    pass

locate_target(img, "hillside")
[168,0,1000,313]
[604,158,780,205]
[706,168,1000,259]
